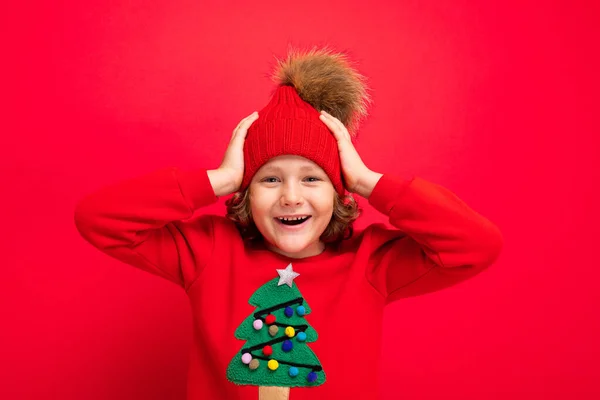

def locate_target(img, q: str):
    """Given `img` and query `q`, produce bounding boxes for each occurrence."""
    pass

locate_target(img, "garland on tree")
[227,264,326,387]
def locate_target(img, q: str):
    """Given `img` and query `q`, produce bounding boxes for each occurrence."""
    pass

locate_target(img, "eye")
[304,176,322,182]
[261,177,280,183]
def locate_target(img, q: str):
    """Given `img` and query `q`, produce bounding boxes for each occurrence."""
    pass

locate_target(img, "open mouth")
[276,216,312,226]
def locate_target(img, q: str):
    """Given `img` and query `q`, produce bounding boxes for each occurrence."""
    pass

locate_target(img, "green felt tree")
[227,264,326,393]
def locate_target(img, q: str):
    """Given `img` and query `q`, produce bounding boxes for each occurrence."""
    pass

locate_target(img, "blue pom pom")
[282,340,293,352]
[297,332,307,342]
[296,306,306,316]
[289,367,299,377]
[284,306,293,317]
[307,371,318,382]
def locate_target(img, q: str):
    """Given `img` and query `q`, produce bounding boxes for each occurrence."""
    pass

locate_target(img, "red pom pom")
[263,345,273,356]
[265,314,276,325]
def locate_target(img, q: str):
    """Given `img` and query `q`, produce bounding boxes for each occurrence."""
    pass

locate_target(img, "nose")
[279,181,304,207]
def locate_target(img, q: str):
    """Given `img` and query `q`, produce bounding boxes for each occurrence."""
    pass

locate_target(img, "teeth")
[278,216,309,221]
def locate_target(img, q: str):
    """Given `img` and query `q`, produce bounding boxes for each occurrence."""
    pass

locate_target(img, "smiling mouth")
[276,216,312,226]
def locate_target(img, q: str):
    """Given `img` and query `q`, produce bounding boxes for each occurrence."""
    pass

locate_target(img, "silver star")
[276,263,300,287]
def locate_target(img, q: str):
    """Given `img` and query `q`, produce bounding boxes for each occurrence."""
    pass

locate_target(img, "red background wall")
[2,0,598,399]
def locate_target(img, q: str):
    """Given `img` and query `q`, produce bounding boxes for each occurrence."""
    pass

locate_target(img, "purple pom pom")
[285,306,294,317]
[307,371,318,382]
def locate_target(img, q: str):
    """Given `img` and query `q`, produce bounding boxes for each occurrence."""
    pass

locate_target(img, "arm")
[363,173,503,302]
[316,111,502,302]
[74,167,228,289]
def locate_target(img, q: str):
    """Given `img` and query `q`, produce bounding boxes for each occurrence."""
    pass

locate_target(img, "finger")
[319,113,341,140]
[232,112,258,135]
[320,111,351,140]
[232,119,247,136]
[326,112,346,133]
[331,117,352,141]
[233,113,258,141]
[319,112,349,142]
[232,112,259,140]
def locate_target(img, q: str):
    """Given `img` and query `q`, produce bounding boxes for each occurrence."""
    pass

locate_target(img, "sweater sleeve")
[74,167,219,290]
[364,174,503,303]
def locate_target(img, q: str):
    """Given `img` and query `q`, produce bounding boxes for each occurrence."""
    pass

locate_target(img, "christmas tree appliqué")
[227,263,326,389]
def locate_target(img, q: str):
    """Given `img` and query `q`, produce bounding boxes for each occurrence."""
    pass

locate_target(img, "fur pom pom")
[271,46,371,137]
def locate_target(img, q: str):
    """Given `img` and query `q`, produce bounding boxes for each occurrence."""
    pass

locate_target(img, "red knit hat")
[240,47,371,196]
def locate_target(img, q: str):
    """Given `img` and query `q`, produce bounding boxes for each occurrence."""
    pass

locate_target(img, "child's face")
[249,155,335,258]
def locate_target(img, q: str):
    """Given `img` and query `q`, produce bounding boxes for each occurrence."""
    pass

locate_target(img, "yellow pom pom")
[268,360,279,370]
[285,327,295,337]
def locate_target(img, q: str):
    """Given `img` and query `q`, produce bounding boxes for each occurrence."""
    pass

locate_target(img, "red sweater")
[74,167,502,399]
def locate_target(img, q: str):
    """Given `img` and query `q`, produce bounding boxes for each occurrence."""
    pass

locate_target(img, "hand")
[209,111,259,196]
[319,110,382,198]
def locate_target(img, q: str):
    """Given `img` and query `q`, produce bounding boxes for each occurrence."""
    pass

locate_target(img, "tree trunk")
[259,386,290,400]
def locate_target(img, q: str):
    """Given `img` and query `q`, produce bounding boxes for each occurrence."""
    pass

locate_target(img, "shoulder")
[339,223,407,254]
[174,213,242,243]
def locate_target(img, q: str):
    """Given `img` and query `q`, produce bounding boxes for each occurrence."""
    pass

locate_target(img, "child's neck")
[266,241,325,259]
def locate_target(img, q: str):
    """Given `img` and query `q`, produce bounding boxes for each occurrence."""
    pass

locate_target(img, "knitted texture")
[226,276,326,388]
[241,85,344,195]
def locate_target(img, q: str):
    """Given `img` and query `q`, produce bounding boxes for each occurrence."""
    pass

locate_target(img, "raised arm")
[74,112,259,289]
[74,167,221,289]
[318,110,502,302]
[364,174,503,302]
